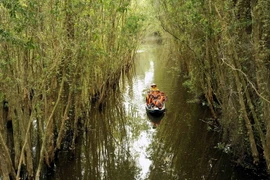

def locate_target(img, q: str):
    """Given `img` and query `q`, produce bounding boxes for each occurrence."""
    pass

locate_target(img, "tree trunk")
[0,132,16,179]
[251,0,270,171]
[229,43,259,164]
[35,75,65,179]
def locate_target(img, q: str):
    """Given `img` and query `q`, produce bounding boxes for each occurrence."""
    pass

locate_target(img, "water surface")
[48,39,254,180]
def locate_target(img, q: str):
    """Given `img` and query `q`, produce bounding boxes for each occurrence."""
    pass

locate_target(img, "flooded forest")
[0,0,270,180]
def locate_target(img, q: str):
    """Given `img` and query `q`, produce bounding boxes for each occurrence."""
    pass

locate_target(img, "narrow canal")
[47,37,256,180]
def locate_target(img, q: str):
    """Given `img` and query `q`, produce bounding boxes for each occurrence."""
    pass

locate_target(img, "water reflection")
[128,41,249,180]
[147,113,164,129]
[48,39,253,180]
[47,97,140,180]
[123,45,162,179]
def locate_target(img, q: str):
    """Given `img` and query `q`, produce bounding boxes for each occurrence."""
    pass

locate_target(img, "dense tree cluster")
[155,0,270,173]
[0,0,144,179]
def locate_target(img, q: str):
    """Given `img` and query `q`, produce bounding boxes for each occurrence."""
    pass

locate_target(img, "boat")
[145,87,167,115]
[145,103,166,115]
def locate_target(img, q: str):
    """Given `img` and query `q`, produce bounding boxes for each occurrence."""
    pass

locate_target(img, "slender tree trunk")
[0,132,16,179]
[230,48,259,164]
[55,90,72,150]
[16,112,34,179]
[35,75,65,179]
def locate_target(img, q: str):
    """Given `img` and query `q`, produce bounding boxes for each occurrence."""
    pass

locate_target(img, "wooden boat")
[145,103,166,115]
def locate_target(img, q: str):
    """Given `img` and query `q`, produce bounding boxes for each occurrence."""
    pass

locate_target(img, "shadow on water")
[47,37,263,180]
[146,112,164,129]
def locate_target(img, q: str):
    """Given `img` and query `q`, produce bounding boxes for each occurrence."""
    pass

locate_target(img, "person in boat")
[150,83,158,91]
[146,89,160,107]
[160,91,167,102]
[146,90,153,106]
[152,91,167,109]
[153,99,163,109]
[146,84,158,105]
[146,84,167,108]
[152,89,161,99]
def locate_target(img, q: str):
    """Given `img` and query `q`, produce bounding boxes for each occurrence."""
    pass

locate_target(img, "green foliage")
[124,15,145,34]
[117,2,130,13]
[0,28,24,45]
[155,0,270,173]
[182,78,196,94]
[0,0,145,177]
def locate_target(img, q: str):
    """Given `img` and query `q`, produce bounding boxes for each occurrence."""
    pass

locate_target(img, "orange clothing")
[160,95,167,102]
[152,91,160,99]
[146,93,152,104]
[153,99,163,109]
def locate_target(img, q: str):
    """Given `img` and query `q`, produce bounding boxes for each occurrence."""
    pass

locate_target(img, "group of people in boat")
[146,83,167,109]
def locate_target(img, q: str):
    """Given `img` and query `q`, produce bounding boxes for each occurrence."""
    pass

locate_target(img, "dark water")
[47,40,256,180]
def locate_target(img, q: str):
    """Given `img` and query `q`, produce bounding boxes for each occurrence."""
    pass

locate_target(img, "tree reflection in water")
[47,39,253,180]
[47,95,140,180]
